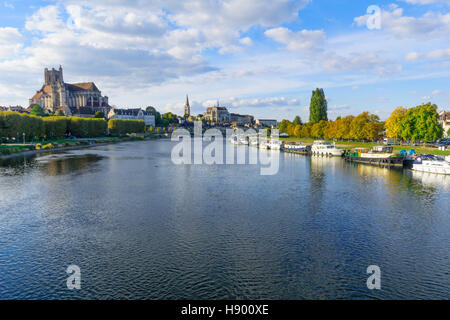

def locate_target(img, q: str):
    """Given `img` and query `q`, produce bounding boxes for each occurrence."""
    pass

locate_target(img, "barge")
[344,146,405,167]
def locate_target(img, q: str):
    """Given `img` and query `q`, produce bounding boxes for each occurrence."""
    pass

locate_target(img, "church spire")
[184,94,191,118]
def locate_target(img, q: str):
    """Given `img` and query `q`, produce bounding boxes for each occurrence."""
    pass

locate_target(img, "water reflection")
[409,170,449,189]
[0,141,448,299]
[36,154,104,176]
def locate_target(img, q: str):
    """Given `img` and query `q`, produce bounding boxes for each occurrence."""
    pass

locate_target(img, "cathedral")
[29,66,110,116]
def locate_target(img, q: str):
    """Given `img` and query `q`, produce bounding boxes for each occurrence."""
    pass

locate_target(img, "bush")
[0,111,45,140]
[43,116,68,139]
[67,118,107,138]
[108,119,145,135]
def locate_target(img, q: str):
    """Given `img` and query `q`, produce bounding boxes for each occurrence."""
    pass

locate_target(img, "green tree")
[309,88,328,123]
[293,116,302,126]
[278,120,293,134]
[398,103,443,142]
[30,105,46,117]
[94,111,105,118]
[146,106,162,126]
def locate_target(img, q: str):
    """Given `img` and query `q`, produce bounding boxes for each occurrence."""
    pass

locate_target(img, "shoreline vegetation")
[0,134,169,161]
[281,137,450,156]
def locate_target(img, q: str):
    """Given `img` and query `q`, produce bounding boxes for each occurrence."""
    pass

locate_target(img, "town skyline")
[0,0,449,121]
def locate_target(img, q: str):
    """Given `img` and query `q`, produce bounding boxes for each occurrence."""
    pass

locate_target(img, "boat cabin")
[371,146,393,153]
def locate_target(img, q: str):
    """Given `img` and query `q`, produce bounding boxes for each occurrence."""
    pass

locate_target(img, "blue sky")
[0,0,449,121]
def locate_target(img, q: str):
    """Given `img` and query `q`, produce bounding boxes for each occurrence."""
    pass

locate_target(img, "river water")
[0,140,448,299]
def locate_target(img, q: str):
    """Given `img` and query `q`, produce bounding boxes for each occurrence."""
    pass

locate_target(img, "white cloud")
[354,5,450,39]
[405,48,450,61]
[201,96,299,109]
[265,27,325,51]
[239,37,253,46]
[0,27,22,59]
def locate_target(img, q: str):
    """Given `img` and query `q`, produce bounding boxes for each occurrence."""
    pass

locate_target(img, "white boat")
[268,140,281,150]
[311,140,344,157]
[259,141,269,150]
[411,155,450,175]
[283,143,308,151]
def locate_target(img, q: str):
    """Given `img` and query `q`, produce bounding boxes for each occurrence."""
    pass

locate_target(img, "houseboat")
[411,155,450,175]
[311,141,344,157]
[282,142,309,154]
[345,146,405,167]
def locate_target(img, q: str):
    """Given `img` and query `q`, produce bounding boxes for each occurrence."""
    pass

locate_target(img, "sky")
[0,0,449,121]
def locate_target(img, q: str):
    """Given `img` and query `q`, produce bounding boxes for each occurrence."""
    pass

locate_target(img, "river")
[0,139,448,299]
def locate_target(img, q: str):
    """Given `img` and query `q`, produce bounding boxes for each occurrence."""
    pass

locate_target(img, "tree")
[309,88,328,123]
[94,111,105,118]
[311,120,328,138]
[398,103,443,142]
[57,110,65,116]
[385,107,407,139]
[146,106,162,126]
[349,112,382,141]
[293,124,302,137]
[278,120,293,134]
[293,116,302,126]
[30,105,46,117]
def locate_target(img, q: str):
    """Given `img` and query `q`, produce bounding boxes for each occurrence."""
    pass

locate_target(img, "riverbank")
[282,137,450,156]
[0,134,167,161]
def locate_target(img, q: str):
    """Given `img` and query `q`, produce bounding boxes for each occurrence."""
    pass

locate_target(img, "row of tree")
[0,111,145,140]
[108,119,146,135]
[279,112,383,141]
[385,103,444,142]
[279,102,444,142]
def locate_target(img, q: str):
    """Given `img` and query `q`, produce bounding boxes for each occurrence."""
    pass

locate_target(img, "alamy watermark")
[170,122,280,175]
[366,5,381,30]
[66,265,81,290]
[366,265,381,290]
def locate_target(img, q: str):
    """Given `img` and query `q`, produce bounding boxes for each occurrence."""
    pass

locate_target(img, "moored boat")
[311,140,344,157]
[411,155,450,175]
[345,146,405,167]
[268,140,281,150]
[282,142,309,154]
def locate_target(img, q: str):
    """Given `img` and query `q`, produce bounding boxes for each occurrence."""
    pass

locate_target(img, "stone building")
[29,66,110,115]
[255,119,278,128]
[230,113,254,126]
[439,111,450,137]
[108,108,155,127]
[204,102,230,125]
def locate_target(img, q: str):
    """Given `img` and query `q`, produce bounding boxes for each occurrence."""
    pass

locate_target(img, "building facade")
[204,102,230,125]
[29,66,110,115]
[108,108,155,127]
[439,111,450,137]
[256,119,278,128]
[230,113,254,126]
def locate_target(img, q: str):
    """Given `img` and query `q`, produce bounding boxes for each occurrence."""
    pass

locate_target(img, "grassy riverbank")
[282,137,450,156]
[0,134,165,158]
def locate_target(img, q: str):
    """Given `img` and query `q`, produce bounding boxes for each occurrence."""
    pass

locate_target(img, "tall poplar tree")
[309,88,328,123]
